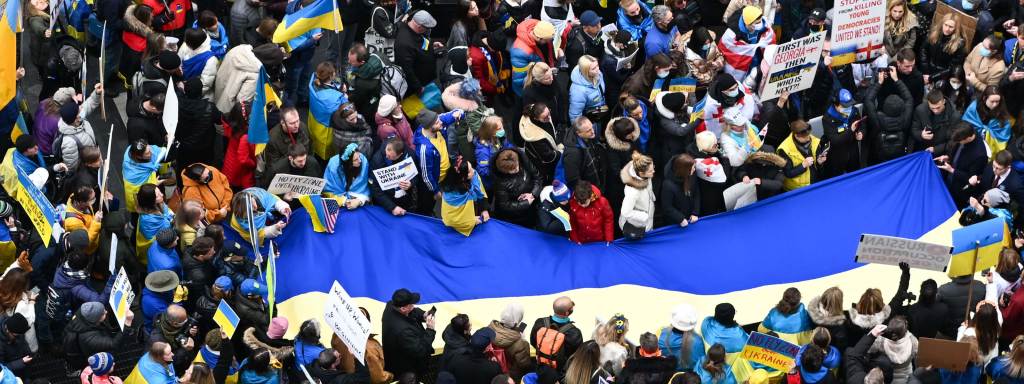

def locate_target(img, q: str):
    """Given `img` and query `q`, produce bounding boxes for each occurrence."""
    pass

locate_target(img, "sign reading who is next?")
[758,32,825,101]
[324,281,372,364]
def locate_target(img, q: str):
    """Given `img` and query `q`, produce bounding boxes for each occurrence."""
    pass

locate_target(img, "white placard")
[108,267,134,330]
[108,233,118,274]
[159,79,179,162]
[267,174,327,195]
[855,234,953,272]
[323,281,371,364]
[758,32,825,101]
[723,182,758,211]
[829,0,885,66]
[371,157,419,191]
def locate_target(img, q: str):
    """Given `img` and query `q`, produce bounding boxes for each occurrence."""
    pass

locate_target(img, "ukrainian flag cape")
[963,100,1011,154]
[270,153,959,349]
[307,77,347,159]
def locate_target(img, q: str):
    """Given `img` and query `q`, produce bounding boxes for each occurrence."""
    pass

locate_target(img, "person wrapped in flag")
[308,62,348,160]
[195,11,230,60]
[962,87,1012,155]
[122,139,167,213]
[719,6,775,84]
[135,184,174,265]
[616,0,652,41]
[441,156,489,236]
[703,74,758,136]
[323,143,371,209]
[11,136,49,190]
[125,342,177,384]
[718,106,762,167]
[228,187,291,256]
[537,179,572,236]
[178,29,220,100]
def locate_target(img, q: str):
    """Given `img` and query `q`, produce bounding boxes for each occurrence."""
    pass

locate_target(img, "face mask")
[961,0,974,10]
[978,47,991,57]
[724,88,739,98]
[950,81,962,90]
[702,43,712,52]
[657,70,671,78]
[496,129,506,138]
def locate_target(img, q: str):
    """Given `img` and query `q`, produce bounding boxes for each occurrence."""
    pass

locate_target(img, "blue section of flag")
[272,152,954,303]
[248,67,271,145]
[952,217,1004,254]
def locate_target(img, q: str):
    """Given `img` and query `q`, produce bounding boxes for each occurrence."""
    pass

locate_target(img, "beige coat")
[214,44,263,113]
[964,43,1006,92]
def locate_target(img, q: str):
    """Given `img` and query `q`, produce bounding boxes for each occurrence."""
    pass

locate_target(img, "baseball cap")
[838,89,855,107]
[391,288,421,307]
[579,11,602,27]
[241,279,268,297]
[809,8,827,22]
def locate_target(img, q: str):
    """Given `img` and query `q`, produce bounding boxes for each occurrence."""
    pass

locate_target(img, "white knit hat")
[671,304,698,331]
[696,131,718,152]
[377,94,398,117]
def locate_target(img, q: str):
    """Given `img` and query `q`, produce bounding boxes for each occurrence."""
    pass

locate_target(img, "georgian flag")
[695,156,727,183]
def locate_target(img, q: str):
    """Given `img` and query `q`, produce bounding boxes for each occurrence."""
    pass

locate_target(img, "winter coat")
[619,161,656,232]
[511,19,559,95]
[884,13,919,58]
[265,122,312,169]
[564,27,604,73]
[0,318,30,374]
[604,117,640,215]
[229,0,262,47]
[568,66,607,123]
[569,184,614,243]
[660,156,700,226]
[394,20,437,94]
[688,147,732,216]
[56,91,101,171]
[523,82,568,127]
[684,44,725,88]
[26,15,50,70]
[63,308,136,369]
[488,320,533,380]
[168,164,233,223]
[175,96,221,167]
[177,38,219,100]
[330,113,373,157]
[122,4,159,53]
[618,356,676,384]
[868,332,918,383]
[127,99,168,148]
[492,149,544,227]
[147,244,182,277]
[369,146,418,212]
[232,293,269,330]
[223,131,257,188]
[449,351,503,384]
[964,43,1007,92]
[845,305,892,348]
[214,45,263,113]
[734,151,786,200]
[181,255,216,296]
[33,101,61,157]
[820,106,865,179]
[910,98,959,153]
[599,34,637,105]
[562,129,605,191]
[519,117,562,180]
[865,81,913,161]
[529,317,584,374]
[654,92,693,156]
[806,295,851,352]
[919,34,967,77]
[938,277,985,336]
[719,127,762,168]
[376,113,415,153]
[644,23,678,58]
[381,303,436,377]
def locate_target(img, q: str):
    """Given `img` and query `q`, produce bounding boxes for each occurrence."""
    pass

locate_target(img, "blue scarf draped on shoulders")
[323,153,371,200]
[182,51,216,79]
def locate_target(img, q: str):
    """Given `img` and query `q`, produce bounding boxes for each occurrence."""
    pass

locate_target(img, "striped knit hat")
[88,352,115,376]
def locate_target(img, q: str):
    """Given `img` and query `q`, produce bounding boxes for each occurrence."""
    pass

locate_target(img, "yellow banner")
[1,149,59,246]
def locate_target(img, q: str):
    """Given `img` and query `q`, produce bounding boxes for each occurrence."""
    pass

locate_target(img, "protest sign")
[324,281,372,364]
[917,338,972,371]
[109,267,134,330]
[372,157,419,191]
[830,0,885,66]
[108,233,118,274]
[741,332,800,371]
[948,217,1006,277]
[933,3,977,48]
[855,234,953,271]
[724,182,757,211]
[759,32,825,100]
[267,174,327,195]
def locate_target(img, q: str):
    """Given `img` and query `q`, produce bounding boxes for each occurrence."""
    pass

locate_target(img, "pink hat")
[267,317,289,339]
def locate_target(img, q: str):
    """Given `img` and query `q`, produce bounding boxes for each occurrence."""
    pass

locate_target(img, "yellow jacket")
[63,202,101,254]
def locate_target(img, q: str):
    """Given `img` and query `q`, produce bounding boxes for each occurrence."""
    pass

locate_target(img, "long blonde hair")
[885,0,916,35]
[577,55,600,85]
[927,13,966,55]
[1006,335,1024,378]
[524,62,551,89]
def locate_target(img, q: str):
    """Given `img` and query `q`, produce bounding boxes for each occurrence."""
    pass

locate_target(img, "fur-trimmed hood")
[605,117,639,151]
[745,151,786,168]
[243,327,295,361]
[848,305,892,330]
[807,295,846,327]
[620,161,650,189]
[124,4,157,38]
[519,117,559,148]
[869,333,918,365]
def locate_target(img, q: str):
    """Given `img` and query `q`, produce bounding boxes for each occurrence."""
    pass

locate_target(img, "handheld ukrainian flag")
[689,95,707,124]
[271,0,342,45]
[948,217,1006,278]
[214,299,241,338]
[249,66,279,155]
[64,0,90,42]
[297,194,343,233]
[9,110,27,143]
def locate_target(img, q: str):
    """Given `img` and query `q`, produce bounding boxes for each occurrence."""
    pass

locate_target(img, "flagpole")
[99,21,107,121]
[332,0,342,67]
[99,123,113,211]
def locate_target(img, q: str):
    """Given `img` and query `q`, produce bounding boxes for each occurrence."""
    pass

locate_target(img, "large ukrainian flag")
[1,0,21,110]
[271,0,342,44]
[270,153,960,349]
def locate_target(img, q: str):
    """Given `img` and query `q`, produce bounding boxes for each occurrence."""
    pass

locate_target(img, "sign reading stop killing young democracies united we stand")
[830,0,886,66]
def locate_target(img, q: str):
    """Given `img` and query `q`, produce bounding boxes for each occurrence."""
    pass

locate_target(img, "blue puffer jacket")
[147,244,183,277]
[568,65,607,123]
[987,356,1024,383]
[616,2,652,40]
[658,326,706,371]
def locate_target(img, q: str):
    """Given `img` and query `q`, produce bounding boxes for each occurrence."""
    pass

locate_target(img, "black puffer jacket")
[62,309,137,369]
[865,81,913,162]
[734,150,786,200]
[233,293,269,331]
[561,129,605,191]
[910,98,959,153]
[181,255,216,299]
[175,96,222,167]
[381,303,436,377]
[127,99,168,147]
[491,148,543,227]
[659,155,700,227]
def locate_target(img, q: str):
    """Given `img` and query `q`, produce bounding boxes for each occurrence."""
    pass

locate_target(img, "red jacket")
[569,185,614,244]
[143,0,189,32]
[1001,287,1024,339]
[469,46,508,96]
[222,123,257,188]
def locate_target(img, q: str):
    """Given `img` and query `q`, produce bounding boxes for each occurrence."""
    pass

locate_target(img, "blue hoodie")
[568,65,607,123]
[793,345,840,383]
[147,243,183,277]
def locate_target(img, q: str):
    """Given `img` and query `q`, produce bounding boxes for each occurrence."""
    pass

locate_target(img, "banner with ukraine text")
[271,152,958,351]
[1,149,60,246]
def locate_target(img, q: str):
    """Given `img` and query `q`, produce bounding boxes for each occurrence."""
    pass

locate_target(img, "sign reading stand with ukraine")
[741,332,800,371]
[109,267,134,330]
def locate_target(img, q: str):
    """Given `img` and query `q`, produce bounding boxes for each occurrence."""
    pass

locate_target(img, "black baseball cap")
[392,288,421,307]
[809,8,827,22]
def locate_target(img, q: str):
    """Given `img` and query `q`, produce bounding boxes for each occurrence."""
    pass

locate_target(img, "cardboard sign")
[324,281,372,364]
[917,338,973,371]
[830,0,885,66]
[108,267,134,330]
[741,332,800,371]
[933,2,977,50]
[855,234,953,271]
[948,217,1006,277]
[267,174,327,195]
[759,32,825,100]
[372,157,419,191]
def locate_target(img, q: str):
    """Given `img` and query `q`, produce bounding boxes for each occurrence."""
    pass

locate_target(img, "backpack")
[51,131,84,165]
[534,318,574,369]
[131,71,167,101]
[377,54,409,98]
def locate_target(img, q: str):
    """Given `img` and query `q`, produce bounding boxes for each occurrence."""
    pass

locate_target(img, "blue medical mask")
[496,129,506,138]
[724,88,739,98]
[978,46,991,57]
[657,70,671,78]
[961,0,974,10]
[702,43,712,53]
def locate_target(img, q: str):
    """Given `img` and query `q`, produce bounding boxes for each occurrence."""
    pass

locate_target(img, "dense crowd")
[0,0,1023,380]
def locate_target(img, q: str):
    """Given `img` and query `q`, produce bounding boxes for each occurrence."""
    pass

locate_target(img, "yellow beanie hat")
[533,21,556,39]
[742,6,763,25]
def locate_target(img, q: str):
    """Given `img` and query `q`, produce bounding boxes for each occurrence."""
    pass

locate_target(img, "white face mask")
[657,70,671,78]
[950,81,962,90]
[724,88,739,98]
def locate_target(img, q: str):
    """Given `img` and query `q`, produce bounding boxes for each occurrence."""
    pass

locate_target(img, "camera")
[174,316,197,348]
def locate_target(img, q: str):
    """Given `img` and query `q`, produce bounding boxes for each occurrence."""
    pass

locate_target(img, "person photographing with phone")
[382,288,437,380]
[933,123,989,208]
[820,88,865,180]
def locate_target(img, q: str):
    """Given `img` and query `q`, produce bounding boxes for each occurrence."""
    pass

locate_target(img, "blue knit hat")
[551,180,571,203]
[88,352,115,376]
